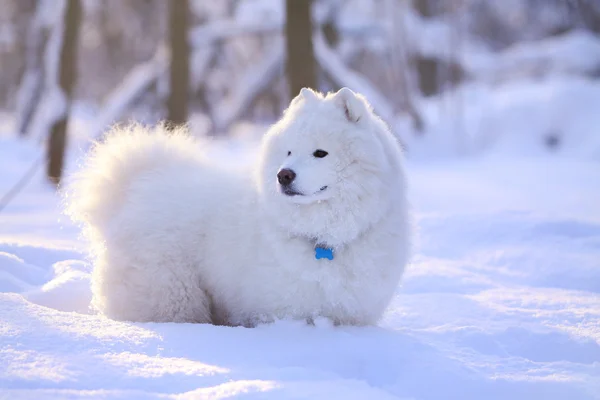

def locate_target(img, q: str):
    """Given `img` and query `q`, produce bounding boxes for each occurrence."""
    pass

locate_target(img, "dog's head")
[257,87,406,246]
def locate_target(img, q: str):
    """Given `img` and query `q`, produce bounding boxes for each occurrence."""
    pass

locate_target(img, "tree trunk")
[47,0,81,185]
[577,0,600,33]
[167,0,190,126]
[414,0,433,18]
[285,0,317,97]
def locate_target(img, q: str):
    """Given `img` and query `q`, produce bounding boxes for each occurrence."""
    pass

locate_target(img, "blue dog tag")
[315,246,334,260]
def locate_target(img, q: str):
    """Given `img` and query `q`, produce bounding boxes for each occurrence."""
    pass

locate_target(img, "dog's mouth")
[283,188,303,196]
[281,185,328,197]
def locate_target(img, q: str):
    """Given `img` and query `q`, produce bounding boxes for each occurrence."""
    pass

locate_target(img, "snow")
[468,30,600,82]
[2,10,600,394]
[405,76,600,159]
[1,126,599,399]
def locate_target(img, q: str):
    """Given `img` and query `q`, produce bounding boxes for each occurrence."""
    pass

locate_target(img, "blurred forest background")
[0,0,599,183]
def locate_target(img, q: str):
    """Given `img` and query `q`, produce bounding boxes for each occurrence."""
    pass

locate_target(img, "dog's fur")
[66,87,410,326]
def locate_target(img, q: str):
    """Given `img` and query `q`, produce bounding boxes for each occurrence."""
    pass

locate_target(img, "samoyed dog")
[67,87,410,326]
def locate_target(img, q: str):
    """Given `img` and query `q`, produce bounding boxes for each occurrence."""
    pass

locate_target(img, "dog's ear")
[333,87,368,123]
[300,87,319,101]
[290,87,320,106]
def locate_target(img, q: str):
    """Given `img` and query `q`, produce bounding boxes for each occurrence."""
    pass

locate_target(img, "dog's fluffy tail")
[65,123,199,232]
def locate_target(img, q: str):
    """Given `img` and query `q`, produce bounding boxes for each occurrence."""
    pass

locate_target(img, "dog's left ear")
[333,87,368,123]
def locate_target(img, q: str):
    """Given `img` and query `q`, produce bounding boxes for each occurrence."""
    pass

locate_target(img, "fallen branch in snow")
[89,47,169,140]
[189,20,282,47]
[188,18,384,48]
[314,33,394,122]
[213,46,284,133]
[190,46,217,94]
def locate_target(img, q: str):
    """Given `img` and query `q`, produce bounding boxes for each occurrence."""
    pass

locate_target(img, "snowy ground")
[0,129,598,399]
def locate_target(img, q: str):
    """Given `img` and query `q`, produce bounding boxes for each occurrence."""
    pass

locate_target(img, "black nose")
[277,168,296,186]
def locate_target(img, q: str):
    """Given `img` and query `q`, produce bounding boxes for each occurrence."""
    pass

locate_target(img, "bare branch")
[213,46,284,133]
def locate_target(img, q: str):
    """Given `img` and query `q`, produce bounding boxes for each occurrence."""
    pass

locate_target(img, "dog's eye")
[287,151,291,156]
[313,149,328,158]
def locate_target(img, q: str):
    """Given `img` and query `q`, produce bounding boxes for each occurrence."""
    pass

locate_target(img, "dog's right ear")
[291,87,320,106]
[300,87,319,101]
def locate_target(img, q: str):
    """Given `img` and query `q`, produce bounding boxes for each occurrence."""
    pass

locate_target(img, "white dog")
[67,87,410,326]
